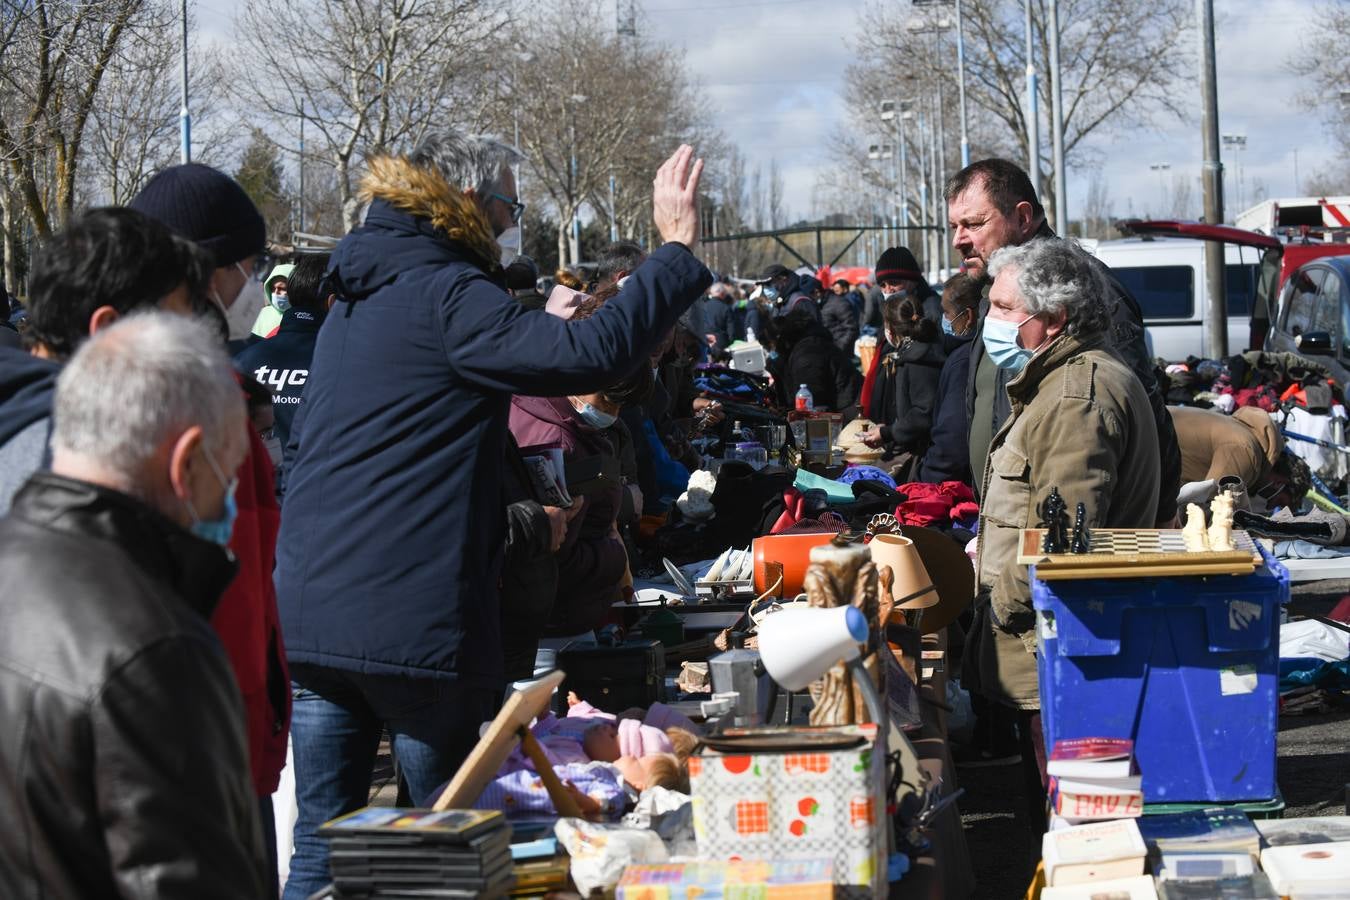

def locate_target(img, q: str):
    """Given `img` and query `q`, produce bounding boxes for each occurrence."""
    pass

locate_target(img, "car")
[1263,254,1350,386]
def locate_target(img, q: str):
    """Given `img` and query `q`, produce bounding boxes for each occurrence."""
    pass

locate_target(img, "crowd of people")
[0,124,1212,896]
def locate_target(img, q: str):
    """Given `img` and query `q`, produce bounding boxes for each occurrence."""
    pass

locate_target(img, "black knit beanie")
[875,246,923,283]
[130,163,266,268]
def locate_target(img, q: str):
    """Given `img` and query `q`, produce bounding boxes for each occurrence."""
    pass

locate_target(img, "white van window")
[1225,264,1258,317]
[1114,266,1194,320]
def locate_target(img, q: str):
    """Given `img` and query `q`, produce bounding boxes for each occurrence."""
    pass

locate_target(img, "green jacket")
[971,330,1160,709]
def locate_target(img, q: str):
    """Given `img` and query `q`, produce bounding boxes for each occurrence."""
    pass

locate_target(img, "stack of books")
[1255,817,1350,897]
[318,808,516,899]
[1047,738,1143,829]
[1042,818,1149,890]
[1138,807,1272,898]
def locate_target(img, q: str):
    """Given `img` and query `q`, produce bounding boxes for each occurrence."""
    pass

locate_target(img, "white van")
[1088,236,1270,362]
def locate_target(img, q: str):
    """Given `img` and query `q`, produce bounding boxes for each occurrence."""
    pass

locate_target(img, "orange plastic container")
[752,532,836,595]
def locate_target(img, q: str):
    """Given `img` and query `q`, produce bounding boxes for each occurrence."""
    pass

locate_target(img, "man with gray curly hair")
[967,237,1160,842]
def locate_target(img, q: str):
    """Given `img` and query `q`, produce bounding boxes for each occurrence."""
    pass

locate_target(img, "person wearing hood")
[234,253,334,469]
[773,306,861,413]
[249,263,295,339]
[915,272,982,486]
[274,133,710,900]
[0,207,210,517]
[758,263,819,321]
[861,294,946,471]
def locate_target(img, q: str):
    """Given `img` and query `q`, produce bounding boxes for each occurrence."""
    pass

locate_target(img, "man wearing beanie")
[130,163,290,898]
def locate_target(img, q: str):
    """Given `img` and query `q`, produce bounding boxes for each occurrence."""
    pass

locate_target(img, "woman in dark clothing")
[772,306,861,413]
[863,295,946,459]
[917,273,983,486]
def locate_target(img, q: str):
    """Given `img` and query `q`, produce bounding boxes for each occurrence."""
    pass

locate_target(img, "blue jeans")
[281,664,497,900]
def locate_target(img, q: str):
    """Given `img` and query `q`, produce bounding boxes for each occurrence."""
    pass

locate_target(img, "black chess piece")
[1071,502,1091,554]
[1039,487,1068,553]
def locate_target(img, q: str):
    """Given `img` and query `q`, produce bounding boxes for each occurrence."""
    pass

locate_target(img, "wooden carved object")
[802,541,883,727]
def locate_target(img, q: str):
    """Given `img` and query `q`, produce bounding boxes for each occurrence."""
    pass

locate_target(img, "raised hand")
[652,144,705,255]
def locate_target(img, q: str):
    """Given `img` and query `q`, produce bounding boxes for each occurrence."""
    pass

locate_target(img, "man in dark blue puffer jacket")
[276,133,710,899]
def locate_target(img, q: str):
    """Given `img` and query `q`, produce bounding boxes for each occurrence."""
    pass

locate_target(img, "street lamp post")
[567,93,587,266]
[1222,133,1247,215]
[1150,163,1171,217]
[914,0,969,168]
[179,0,190,164]
[1025,0,1039,196]
[1048,0,1067,234]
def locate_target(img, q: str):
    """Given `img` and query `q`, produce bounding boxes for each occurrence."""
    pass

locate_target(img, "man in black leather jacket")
[0,312,267,897]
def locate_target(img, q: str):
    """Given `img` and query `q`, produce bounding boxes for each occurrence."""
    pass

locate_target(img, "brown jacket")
[971,331,1160,709]
[1171,404,1282,485]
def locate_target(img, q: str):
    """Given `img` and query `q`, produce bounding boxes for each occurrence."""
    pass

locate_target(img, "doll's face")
[582,722,620,762]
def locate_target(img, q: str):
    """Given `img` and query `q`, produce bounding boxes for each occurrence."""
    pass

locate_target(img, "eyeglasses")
[489,192,526,224]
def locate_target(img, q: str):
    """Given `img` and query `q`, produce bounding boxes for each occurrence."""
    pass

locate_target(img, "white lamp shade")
[757,605,868,691]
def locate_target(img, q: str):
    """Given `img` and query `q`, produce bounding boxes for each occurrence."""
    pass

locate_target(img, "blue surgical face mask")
[574,401,617,429]
[982,313,1039,372]
[272,292,291,313]
[941,315,956,337]
[762,285,780,302]
[184,445,239,546]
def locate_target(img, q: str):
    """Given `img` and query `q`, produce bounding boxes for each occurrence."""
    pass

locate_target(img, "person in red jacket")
[131,164,291,897]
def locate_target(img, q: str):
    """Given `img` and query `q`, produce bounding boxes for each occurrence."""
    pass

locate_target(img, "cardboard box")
[689,725,886,899]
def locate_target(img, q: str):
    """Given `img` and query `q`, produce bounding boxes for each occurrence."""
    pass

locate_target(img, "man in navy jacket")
[275,133,710,900]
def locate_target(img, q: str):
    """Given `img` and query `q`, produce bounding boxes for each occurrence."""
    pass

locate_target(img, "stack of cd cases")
[318,807,515,899]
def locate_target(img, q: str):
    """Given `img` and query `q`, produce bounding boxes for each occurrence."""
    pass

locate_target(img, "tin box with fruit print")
[688,724,887,899]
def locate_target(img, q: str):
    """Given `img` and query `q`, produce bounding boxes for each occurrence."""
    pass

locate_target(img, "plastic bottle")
[795,384,814,412]
[746,326,757,344]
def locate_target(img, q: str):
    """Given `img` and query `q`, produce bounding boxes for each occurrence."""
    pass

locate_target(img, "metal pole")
[918,105,929,262]
[514,108,523,249]
[298,108,305,233]
[608,171,618,242]
[929,95,939,278]
[956,0,970,168]
[936,85,951,275]
[1198,0,1227,357]
[898,110,908,231]
[1025,0,1039,197]
[1048,0,1067,234]
[179,0,190,164]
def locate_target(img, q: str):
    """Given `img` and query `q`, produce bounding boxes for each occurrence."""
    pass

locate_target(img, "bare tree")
[767,158,786,229]
[1168,173,1195,220]
[0,0,160,236]
[1287,1,1350,153]
[83,19,230,207]
[494,0,714,265]
[232,0,508,233]
[841,0,1192,226]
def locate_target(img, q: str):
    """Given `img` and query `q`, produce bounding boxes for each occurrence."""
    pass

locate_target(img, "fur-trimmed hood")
[358,154,501,273]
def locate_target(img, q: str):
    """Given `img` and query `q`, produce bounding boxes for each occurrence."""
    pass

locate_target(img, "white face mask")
[497,226,521,266]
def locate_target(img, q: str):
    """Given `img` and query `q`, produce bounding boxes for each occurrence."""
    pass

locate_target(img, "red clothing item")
[212,423,290,796]
[894,480,978,527]
[859,343,884,415]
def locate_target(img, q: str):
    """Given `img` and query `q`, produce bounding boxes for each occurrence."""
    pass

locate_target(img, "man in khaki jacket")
[967,238,1161,846]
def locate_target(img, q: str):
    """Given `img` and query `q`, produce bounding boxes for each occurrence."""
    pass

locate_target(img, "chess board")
[1017,528,1263,580]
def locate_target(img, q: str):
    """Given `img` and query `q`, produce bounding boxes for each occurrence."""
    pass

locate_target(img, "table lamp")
[756,604,885,727]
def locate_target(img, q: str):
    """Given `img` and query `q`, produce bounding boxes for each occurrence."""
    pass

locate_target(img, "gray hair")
[409,130,525,199]
[987,238,1111,338]
[52,312,244,477]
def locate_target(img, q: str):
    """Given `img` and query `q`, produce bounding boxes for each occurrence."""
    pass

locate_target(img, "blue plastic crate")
[1032,546,1288,803]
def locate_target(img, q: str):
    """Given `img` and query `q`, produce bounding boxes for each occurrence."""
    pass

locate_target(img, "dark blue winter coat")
[915,335,973,486]
[274,180,710,687]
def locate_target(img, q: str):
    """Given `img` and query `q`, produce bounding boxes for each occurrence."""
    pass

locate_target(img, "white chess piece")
[1182,503,1210,552]
[1208,491,1236,552]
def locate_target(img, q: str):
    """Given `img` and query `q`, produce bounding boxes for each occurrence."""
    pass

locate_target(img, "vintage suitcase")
[554,640,665,713]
